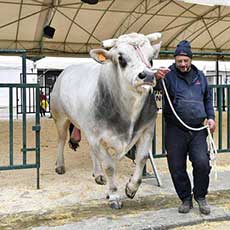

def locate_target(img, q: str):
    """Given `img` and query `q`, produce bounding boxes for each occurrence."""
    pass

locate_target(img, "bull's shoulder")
[93,79,130,138]
[133,93,157,133]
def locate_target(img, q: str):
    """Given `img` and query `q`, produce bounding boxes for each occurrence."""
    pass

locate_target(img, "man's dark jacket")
[157,63,215,128]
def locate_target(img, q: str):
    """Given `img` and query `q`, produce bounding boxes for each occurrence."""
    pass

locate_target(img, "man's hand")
[155,67,170,80]
[207,119,216,133]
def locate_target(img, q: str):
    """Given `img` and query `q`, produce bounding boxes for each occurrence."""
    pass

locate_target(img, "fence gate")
[0,83,40,189]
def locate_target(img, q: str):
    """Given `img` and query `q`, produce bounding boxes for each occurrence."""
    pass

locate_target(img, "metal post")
[227,88,230,149]
[35,86,41,189]
[216,59,219,108]
[148,151,162,187]
[162,114,165,155]
[22,53,27,165]
[9,86,13,165]
[217,87,222,150]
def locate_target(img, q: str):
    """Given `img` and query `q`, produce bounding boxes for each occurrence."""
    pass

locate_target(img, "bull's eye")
[149,59,153,67]
[118,55,127,68]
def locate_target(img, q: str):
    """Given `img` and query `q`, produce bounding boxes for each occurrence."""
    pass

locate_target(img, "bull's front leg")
[90,148,106,185]
[125,130,153,199]
[95,147,122,209]
[105,163,122,209]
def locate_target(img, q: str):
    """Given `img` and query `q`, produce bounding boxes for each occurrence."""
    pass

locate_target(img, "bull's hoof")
[125,183,137,199]
[95,175,107,185]
[109,200,123,209]
[55,166,66,174]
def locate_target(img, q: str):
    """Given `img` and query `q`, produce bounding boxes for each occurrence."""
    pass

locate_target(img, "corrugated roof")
[0,0,230,58]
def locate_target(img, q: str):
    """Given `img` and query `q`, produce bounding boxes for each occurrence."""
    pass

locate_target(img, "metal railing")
[16,86,51,115]
[0,83,41,188]
[0,49,40,188]
[152,84,230,158]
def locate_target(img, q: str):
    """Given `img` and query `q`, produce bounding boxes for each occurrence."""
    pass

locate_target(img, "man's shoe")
[178,199,193,213]
[196,198,211,215]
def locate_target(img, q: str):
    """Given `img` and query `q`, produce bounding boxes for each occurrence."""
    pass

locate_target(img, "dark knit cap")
[174,40,192,58]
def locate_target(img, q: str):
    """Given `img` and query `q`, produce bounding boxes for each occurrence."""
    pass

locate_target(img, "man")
[155,40,216,215]
[39,91,47,117]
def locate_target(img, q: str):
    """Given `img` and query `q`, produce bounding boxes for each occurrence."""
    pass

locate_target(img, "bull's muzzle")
[136,70,156,87]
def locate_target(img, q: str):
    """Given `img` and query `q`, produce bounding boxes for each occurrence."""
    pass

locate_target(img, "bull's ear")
[146,33,162,58]
[90,49,112,64]
[152,41,162,59]
[152,42,161,58]
[101,38,117,49]
[146,32,162,44]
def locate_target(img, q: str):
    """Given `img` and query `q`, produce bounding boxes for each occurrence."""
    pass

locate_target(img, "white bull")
[51,32,162,209]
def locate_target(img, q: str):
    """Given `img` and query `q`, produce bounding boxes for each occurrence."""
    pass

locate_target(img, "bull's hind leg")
[125,131,153,199]
[54,117,70,174]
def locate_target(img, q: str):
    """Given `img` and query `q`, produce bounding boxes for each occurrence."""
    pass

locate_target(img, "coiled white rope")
[161,78,218,180]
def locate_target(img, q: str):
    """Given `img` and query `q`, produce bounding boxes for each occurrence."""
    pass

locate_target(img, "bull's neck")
[100,63,149,120]
[94,63,154,144]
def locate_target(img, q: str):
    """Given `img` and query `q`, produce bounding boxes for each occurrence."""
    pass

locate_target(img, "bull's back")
[51,62,101,121]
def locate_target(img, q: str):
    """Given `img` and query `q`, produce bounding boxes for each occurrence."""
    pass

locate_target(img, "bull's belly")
[86,121,154,160]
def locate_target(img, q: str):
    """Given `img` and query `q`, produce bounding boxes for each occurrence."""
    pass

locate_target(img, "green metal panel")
[0,50,40,188]
[0,83,40,188]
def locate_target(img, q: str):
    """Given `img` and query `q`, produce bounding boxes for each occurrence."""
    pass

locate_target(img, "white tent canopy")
[35,56,230,72]
[0,56,33,70]
[0,56,34,107]
[179,0,230,7]
[35,57,93,69]
[0,0,230,59]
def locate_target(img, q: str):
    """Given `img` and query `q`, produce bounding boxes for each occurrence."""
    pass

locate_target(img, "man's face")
[175,55,192,72]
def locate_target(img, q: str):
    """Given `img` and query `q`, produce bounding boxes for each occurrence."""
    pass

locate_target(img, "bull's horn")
[101,38,117,49]
[146,33,162,43]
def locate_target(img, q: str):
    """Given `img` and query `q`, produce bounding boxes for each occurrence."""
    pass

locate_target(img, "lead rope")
[161,78,218,180]
[133,45,152,68]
